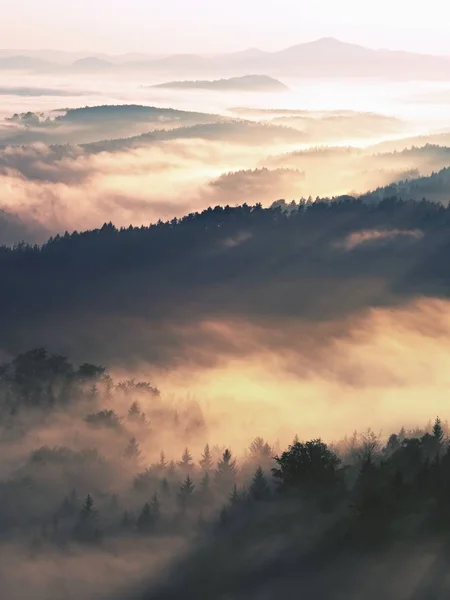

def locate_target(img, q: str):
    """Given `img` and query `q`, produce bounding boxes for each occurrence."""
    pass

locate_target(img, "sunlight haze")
[2,0,450,54]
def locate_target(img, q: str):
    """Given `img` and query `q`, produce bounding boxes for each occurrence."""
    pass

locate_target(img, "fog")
[1,71,450,241]
[2,55,450,599]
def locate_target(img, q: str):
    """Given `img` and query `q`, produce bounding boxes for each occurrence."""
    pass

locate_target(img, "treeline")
[2,351,450,555]
[1,197,450,320]
[18,414,450,551]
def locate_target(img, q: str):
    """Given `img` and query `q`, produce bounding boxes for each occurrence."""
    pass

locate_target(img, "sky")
[2,0,450,55]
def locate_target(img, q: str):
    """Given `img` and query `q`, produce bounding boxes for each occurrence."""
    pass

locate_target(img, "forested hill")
[0,197,450,364]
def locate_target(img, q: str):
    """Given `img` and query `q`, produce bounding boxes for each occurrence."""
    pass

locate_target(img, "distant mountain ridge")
[1,38,450,80]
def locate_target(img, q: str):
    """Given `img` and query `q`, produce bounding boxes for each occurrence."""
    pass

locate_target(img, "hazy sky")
[2,0,450,55]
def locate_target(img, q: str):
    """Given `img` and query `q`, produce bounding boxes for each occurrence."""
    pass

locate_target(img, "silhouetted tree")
[214,449,238,494]
[150,492,160,522]
[179,475,195,509]
[137,502,153,533]
[433,417,445,446]
[74,494,100,542]
[199,444,213,472]
[273,439,341,494]
[198,471,213,506]
[249,466,271,501]
[160,478,171,497]
[178,447,194,474]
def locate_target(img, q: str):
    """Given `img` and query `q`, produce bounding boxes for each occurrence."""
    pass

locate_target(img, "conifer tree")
[179,475,195,509]
[249,466,271,501]
[159,450,167,470]
[160,478,171,497]
[137,502,153,533]
[214,449,238,494]
[121,510,132,529]
[198,471,213,506]
[74,494,100,542]
[199,444,213,472]
[123,437,142,462]
[433,417,445,446]
[229,483,240,507]
[178,447,194,474]
[150,492,160,521]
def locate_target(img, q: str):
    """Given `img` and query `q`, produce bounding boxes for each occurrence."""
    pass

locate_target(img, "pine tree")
[123,437,142,462]
[80,494,95,519]
[433,417,445,446]
[198,471,213,506]
[121,510,132,529]
[249,466,271,501]
[249,437,273,460]
[75,494,100,542]
[229,483,240,506]
[179,475,195,509]
[160,478,171,497]
[178,447,194,474]
[136,502,153,533]
[128,401,141,421]
[159,450,167,470]
[214,449,238,495]
[199,444,213,472]
[150,492,160,521]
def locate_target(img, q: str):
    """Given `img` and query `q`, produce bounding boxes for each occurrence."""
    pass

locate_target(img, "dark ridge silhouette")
[360,165,450,204]
[1,196,450,365]
[53,104,223,124]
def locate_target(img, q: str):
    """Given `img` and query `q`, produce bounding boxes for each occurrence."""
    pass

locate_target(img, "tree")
[198,471,213,506]
[136,502,153,533]
[199,444,213,472]
[159,451,167,470]
[229,483,241,507]
[384,433,401,456]
[160,478,170,497]
[128,401,141,421]
[150,492,160,521]
[127,400,148,425]
[272,439,341,493]
[74,494,100,542]
[123,437,142,462]
[179,475,195,509]
[351,456,385,522]
[121,510,132,529]
[354,429,382,465]
[214,449,238,494]
[80,494,95,519]
[178,447,194,474]
[433,417,445,447]
[85,409,122,430]
[249,437,272,460]
[249,466,271,501]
